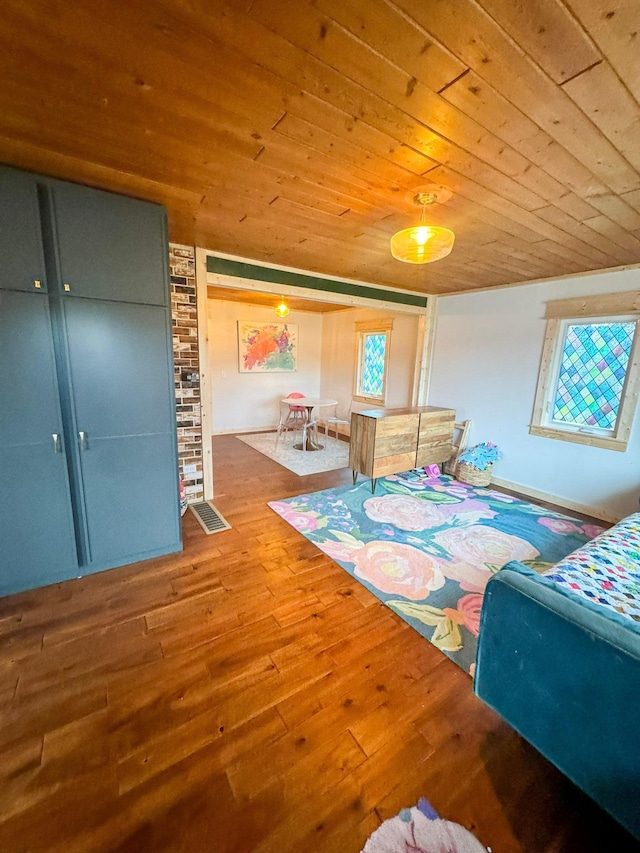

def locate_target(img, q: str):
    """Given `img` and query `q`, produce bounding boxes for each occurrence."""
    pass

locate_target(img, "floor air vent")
[189,501,231,535]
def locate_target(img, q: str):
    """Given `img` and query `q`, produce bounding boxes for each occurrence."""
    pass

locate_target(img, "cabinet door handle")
[52,433,62,453]
[78,431,88,451]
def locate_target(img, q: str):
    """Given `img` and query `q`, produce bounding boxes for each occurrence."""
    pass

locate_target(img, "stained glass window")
[531,294,640,450]
[551,322,636,431]
[359,332,387,398]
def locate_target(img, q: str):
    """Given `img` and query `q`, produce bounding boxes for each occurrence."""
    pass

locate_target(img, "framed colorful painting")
[237,321,298,373]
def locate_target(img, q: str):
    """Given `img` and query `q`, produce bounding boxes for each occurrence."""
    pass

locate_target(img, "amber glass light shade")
[390,224,455,264]
[274,301,290,318]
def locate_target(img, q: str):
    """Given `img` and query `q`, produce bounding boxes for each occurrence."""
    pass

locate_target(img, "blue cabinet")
[51,180,169,305]
[62,300,180,570]
[0,291,78,595]
[0,168,48,293]
[0,166,181,597]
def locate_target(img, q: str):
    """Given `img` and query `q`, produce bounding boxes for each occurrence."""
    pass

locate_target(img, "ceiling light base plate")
[413,191,438,207]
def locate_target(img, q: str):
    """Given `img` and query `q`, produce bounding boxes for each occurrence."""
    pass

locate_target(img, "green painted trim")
[206,256,428,308]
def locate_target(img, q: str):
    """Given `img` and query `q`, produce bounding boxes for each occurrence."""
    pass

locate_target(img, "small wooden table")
[281,397,338,451]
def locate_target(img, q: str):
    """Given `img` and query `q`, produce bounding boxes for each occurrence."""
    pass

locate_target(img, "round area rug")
[361,799,489,853]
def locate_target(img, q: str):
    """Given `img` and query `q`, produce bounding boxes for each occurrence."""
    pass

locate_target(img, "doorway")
[195,249,435,499]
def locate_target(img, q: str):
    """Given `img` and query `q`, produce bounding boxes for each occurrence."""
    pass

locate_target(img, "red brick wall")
[169,243,203,501]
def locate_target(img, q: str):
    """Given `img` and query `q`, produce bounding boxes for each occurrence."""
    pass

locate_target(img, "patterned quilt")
[543,512,640,624]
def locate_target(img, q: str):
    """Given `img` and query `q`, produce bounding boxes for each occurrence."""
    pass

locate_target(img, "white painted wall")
[320,307,420,413]
[207,299,323,432]
[429,267,640,521]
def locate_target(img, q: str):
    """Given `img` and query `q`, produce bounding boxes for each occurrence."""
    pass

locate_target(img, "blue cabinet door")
[50,181,169,306]
[0,291,78,596]
[0,167,47,294]
[62,299,181,569]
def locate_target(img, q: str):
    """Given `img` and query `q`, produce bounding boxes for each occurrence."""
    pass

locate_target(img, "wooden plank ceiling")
[1,0,640,295]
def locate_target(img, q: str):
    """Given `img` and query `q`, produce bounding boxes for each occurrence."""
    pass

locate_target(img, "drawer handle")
[78,431,88,451]
[52,433,61,454]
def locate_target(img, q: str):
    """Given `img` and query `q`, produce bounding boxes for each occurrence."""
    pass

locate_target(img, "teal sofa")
[474,514,640,840]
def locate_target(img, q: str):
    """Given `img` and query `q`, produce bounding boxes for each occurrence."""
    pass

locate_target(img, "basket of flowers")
[455,442,502,487]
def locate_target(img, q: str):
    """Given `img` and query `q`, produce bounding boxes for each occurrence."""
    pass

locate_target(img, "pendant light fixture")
[390,191,455,264]
[274,299,290,318]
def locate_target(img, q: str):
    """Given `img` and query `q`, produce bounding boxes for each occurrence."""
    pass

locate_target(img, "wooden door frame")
[195,248,437,500]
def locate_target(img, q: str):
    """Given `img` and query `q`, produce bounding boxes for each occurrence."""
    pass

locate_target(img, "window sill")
[353,394,385,406]
[529,424,628,452]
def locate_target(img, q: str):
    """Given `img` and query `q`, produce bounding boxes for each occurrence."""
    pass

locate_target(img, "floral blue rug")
[269,473,604,675]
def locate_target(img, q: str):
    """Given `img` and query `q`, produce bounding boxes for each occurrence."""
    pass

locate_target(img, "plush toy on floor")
[360,798,490,853]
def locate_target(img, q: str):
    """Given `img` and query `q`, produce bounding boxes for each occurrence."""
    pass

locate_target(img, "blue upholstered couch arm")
[474,561,640,840]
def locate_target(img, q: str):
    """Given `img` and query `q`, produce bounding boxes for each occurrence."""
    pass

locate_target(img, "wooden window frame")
[353,319,393,405]
[529,292,640,452]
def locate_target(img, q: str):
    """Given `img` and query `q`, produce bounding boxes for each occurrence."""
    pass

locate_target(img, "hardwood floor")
[0,434,637,852]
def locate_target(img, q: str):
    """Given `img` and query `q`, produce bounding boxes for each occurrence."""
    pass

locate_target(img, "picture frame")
[237,321,298,373]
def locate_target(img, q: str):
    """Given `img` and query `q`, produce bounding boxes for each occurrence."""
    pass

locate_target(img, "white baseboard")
[216,424,352,439]
[213,426,277,435]
[490,475,619,523]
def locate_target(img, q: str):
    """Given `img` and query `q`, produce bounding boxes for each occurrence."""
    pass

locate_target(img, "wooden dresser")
[349,406,455,489]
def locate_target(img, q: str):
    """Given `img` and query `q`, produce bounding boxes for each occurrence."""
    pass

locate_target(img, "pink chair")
[285,392,308,427]
[275,392,310,448]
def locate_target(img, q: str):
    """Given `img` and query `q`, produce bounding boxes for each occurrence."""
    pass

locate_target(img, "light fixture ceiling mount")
[390,191,455,264]
[414,191,438,205]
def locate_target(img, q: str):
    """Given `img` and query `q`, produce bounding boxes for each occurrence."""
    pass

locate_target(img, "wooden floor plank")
[0,434,636,851]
